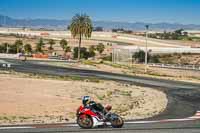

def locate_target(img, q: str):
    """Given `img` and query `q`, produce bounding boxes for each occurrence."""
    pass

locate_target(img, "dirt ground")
[157,54,200,65]
[39,60,200,83]
[104,64,200,83]
[0,74,167,125]
[0,35,113,56]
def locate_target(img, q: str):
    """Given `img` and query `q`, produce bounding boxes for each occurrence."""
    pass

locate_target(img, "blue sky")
[0,0,200,24]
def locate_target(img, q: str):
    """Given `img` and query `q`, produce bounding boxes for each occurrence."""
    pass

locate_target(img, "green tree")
[9,44,17,54]
[174,29,184,35]
[70,13,93,61]
[60,39,71,53]
[163,31,171,39]
[133,50,150,63]
[73,47,95,59]
[96,43,105,54]
[24,44,32,54]
[88,45,96,57]
[14,40,23,53]
[89,45,96,51]
[48,39,55,51]
[0,43,8,53]
[73,47,89,59]
[64,46,71,53]
[36,38,45,53]
[171,32,179,40]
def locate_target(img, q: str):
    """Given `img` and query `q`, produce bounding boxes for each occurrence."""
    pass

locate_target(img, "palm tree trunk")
[78,34,82,61]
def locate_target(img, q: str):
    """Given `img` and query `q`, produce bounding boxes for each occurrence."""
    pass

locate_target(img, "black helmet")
[82,96,91,106]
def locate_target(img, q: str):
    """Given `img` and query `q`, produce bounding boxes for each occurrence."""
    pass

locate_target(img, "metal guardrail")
[149,63,200,71]
[0,63,12,69]
[0,53,19,59]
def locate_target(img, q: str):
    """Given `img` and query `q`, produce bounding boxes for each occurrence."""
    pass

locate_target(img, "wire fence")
[112,46,200,65]
[149,63,200,71]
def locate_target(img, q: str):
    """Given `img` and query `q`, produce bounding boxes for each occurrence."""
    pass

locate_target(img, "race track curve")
[0,58,200,133]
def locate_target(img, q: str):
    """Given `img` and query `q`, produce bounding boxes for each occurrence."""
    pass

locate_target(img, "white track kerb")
[0,126,34,130]
[1,111,200,129]
[66,111,200,127]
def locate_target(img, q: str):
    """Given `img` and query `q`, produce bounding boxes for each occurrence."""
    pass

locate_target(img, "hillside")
[1,15,200,31]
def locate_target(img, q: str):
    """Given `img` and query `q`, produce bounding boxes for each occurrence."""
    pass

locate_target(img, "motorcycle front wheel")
[77,115,93,129]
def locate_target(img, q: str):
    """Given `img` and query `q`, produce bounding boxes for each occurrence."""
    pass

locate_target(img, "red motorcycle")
[76,104,124,129]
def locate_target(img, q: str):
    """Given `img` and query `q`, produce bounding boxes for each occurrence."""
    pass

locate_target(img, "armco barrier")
[1,63,11,68]
[0,53,19,59]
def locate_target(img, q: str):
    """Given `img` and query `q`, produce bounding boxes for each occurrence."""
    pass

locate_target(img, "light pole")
[145,25,149,73]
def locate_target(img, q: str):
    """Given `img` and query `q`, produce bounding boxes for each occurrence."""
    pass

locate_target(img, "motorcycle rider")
[77,96,124,128]
[82,96,105,113]
[81,96,112,119]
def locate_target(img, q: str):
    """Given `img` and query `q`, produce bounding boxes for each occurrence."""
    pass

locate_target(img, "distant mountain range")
[1,15,200,31]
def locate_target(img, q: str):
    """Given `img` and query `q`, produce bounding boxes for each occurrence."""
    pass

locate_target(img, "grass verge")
[0,70,101,83]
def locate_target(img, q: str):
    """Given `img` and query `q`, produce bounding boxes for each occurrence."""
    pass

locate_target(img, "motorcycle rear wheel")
[77,115,93,129]
[111,116,124,128]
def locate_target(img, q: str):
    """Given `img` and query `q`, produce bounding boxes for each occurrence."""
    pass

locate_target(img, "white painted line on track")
[158,118,194,122]
[1,111,200,129]
[125,118,193,124]
[0,126,34,130]
[67,111,200,125]
[127,111,200,124]
[189,116,200,119]
[65,124,78,127]
[126,121,158,124]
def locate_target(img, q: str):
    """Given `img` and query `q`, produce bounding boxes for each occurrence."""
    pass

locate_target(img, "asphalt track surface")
[0,58,200,133]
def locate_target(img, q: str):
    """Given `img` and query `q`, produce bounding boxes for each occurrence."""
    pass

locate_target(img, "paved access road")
[0,58,200,133]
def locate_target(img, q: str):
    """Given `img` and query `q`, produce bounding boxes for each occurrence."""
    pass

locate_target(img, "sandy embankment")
[0,75,167,125]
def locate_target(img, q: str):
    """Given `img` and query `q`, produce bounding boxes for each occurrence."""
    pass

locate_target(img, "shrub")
[0,43,7,53]
[96,43,105,54]
[150,55,160,63]
[88,45,96,57]
[9,44,18,54]
[102,53,112,61]
[60,39,71,53]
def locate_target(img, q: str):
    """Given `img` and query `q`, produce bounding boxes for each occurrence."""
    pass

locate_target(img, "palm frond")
[70,13,93,38]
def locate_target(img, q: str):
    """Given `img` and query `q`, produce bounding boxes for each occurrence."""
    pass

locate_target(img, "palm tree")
[48,39,55,52]
[70,13,93,61]
[23,44,32,61]
[60,39,71,53]
[36,38,45,53]
[24,44,32,54]
[15,40,23,53]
